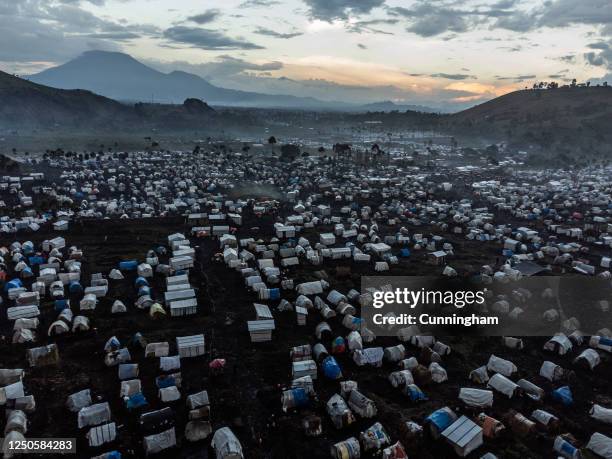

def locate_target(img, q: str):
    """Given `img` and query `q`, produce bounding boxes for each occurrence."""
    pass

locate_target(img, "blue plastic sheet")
[4,278,22,292]
[135,276,149,287]
[119,260,138,271]
[291,388,309,407]
[552,386,573,406]
[426,408,454,431]
[126,392,148,410]
[322,356,343,380]
[69,281,83,294]
[405,384,427,401]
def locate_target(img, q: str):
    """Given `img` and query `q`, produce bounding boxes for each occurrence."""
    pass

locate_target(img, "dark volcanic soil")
[1,209,611,459]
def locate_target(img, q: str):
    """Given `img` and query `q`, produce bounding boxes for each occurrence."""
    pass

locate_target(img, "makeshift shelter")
[143,427,177,456]
[27,344,59,367]
[327,394,356,429]
[487,373,519,398]
[331,437,360,459]
[248,320,275,342]
[586,432,612,459]
[348,390,377,418]
[459,388,493,408]
[361,422,390,451]
[211,427,244,459]
[441,416,483,457]
[176,334,205,358]
[87,422,117,447]
[78,402,111,428]
[66,389,92,412]
[426,407,458,439]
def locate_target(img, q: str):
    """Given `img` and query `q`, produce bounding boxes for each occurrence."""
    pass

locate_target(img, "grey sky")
[1,0,610,108]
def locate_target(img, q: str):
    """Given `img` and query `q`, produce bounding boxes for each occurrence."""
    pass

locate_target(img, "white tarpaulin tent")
[211,427,244,459]
[586,432,612,459]
[143,427,177,455]
[459,388,494,408]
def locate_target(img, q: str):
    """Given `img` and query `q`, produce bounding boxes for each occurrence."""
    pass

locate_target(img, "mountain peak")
[73,50,152,69]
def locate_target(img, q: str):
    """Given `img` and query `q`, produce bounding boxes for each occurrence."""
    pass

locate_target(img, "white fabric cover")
[487,355,516,377]
[487,373,518,398]
[212,427,244,459]
[66,389,92,412]
[591,405,612,425]
[144,427,177,455]
[77,402,111,428]
[586,432,612,459]
[459,388,494,408]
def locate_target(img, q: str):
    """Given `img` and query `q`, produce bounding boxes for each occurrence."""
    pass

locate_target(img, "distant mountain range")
[2,64,611,157]
[0,70,214,130]
[360,100,436,112]
[28,51,437,112]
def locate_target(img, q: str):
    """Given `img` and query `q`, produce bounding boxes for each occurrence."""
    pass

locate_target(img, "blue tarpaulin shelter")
[552,386,573,406]
[289,388,309,408]
[28,256,45,266]
[126,392,148,410]
[119,260,138,271]
[4,278,22,292]
[426,407,455,433]
[135,277,149,288]
[54,299,69,312]
[69,281,83,294]
[322,356,343,380]
[156,375,176,389]
[405,384,427,401]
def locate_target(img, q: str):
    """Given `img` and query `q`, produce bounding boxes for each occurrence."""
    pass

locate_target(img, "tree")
[268,136,277,144]
[280,144,300,161]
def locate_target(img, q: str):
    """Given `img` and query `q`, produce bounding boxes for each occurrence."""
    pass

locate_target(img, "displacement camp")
[373,313,499,327]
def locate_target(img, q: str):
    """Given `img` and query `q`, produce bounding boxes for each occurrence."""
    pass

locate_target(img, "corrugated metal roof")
[441,416,482,448]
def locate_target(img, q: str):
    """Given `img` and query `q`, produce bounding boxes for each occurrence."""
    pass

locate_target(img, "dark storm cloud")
[491,11,537,32]
[583,40,612,70]
[303,0,386,22]
[186,9,221,25]
[253,27,303,39]
[538,0,612,28]
[389,5,471,37]
[346,18,399,34]
[163,26,264,50]
[387,0,612,37]
[0,0,153,64]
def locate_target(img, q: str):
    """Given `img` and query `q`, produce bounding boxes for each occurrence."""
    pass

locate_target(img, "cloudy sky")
[1,0,610,110]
